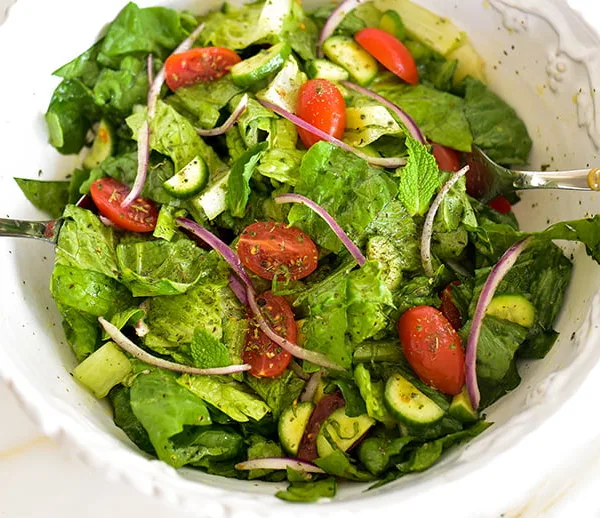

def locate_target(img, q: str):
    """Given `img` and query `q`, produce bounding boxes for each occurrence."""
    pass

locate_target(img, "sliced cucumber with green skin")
[316,407,375,459]
[230,42,292,88]
[322,36,378,86]
[278,401,315,456]
[486,294,535,328]
[449,387,478,423]
[83,119,114,170]
[163,156,209,200]
[305,59,350,82]
[379,10,406,41]
[384,373,445,427]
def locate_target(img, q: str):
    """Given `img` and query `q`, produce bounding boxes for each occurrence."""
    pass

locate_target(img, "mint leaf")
[397,138,441,216]
[190,328,230,369]
[227,142,267,218]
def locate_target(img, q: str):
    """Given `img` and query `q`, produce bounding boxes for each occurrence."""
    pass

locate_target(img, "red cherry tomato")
[243,291,296,378]
[164,47,241,90]
[295,79,346,148]
[432,143,461,172]
[89,177,158,233]
[487,195,512,214]
[440,281,462,331]
[397,306,465,395]
[297,391,345,461]
[354,28,419,85]
[237,221,319,281]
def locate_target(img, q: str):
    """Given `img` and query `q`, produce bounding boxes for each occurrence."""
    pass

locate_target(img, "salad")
[14,0,600,503]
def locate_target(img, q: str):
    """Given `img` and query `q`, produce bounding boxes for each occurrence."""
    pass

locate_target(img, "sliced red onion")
[465,237,532,409]
[134,318,149,338]
[341,81,426,144]
[421,165,470,277]
[229,273,249,306]
[258,99,405,168]
[196,94,248,137]
[234,457,325,473]
[275,193,366,266]
[176,217,254,290]
[289,361,310,381]
[99,215,114,227]
[317,0,368,57]
[122,22,205,208]
[300,369,323,402]
[98,317,251,375]
[247,288,344,371]
[146,53,154,86]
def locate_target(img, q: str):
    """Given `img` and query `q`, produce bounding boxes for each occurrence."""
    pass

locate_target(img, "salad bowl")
[1,0,600,516]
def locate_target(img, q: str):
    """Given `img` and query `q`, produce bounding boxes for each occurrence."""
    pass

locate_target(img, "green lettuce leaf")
[59,306,100,361]
[98,3,194,64]
[463,77,532,165]
[276,478,336,502]
[397,137,442,216]
[45,79,99,155]
[244,370,306,419]
[178,375,271,423]
[50,264,134,318]
[13,178,69,219]
[116,238,208,297]
[53,41,103,87]
[109,385,155,455]
[227,142,267,218]
[373,81,472,152]
[55,205,120,280]
[129,368,212,468]
[127,101,225,174]
[288,142,397,254]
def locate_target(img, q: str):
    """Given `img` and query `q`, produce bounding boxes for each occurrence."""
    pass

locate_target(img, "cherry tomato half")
[354,28,419,85]
[432,143,461,172]
[89,177,158,233]
[487,195,512,214]
[243,291,296,378]
[440,281,463,331]
[397,306,465,395]
[237,221,319,281]
[295,79,346,149]
[164,47,241,91]
[297,391,345,461]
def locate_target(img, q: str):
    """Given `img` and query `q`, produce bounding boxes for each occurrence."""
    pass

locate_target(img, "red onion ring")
[341,81,426,144]
[122,22,206,208]
[317,0,368,57]
[258,99,405,169]
[228,273,249,306]
[196,94,249,137]
[234,457,325,473]
[299,369,323,402]
[98,317,251,375]
[274,193,366,266]
[421,165,470,277]
[465,237,532,409]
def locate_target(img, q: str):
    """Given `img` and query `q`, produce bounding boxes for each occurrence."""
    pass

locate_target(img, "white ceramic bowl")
[2,0,600,516]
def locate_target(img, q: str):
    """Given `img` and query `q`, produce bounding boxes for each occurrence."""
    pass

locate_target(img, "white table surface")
[2,1,600,517]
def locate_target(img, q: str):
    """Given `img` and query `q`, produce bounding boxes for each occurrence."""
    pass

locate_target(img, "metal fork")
[467,146,600,202]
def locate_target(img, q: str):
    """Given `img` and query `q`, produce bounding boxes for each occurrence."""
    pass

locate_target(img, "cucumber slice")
[278,401,315,456]
[486,294,535,328]
[83,119,114,170]
[230,42,292,88]
[163,155,209,200]
[449,387,478,423]
[190,172,229,220]
[73,341,132,399]
[384,373,445,427]
[305,59,350,82]
[316,408,375,459]
[322,36,378,86]
[379,10,406,40]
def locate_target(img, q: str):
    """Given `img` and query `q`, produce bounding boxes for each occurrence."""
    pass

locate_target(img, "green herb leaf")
[190,329,231,369]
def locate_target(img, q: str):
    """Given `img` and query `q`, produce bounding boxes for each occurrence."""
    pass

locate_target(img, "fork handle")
[514,168,600,191]
[0,218,61,243]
